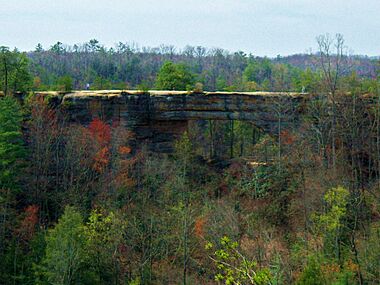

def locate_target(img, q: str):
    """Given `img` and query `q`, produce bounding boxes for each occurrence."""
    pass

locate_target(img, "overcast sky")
[0,0,379,56]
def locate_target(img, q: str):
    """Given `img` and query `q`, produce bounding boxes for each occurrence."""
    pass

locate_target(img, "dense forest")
[3,38,378,93]
[0,34,380,284]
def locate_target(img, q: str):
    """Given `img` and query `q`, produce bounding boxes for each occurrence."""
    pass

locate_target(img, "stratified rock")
[35,90,309,153]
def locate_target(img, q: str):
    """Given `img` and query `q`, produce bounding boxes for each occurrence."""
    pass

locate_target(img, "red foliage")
[88,118,111,146]
[16,205,39,242]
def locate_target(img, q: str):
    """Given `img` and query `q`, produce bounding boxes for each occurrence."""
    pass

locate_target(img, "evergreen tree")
[0,47,31,95]
[0,96,25,189]
[0,96,26,283]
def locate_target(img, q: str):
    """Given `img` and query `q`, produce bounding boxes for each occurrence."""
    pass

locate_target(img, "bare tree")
[316,33,347,96]
[316,33,349,169]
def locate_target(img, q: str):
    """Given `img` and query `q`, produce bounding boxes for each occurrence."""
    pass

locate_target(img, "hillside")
[0,40,379,284]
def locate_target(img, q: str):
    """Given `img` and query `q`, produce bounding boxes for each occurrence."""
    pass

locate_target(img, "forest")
[12,38,379,93]
[0,34,379,284]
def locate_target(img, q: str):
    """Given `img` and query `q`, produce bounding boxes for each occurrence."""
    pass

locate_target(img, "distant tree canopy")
[20,39,378,92]
[0,40,377,95]
[155,61,195,90]
[243,59,273,85]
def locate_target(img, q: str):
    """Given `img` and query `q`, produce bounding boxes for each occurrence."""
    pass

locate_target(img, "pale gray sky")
[0,0,379,56]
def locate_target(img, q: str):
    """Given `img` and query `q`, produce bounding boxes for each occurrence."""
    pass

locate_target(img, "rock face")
[38,90,309,153]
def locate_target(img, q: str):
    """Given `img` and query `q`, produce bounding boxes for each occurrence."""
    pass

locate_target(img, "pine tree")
[0,96,25,189]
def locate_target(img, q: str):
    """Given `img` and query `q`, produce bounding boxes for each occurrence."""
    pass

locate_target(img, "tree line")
[1,37,378,94]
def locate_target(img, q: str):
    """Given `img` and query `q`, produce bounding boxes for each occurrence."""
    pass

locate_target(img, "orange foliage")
[87,118,112,172]
[93,147,110,173]
[114,157,137,188]
[88,118,111,146]
[194,216,206,238]
[86,118,136,182]
[280,130,295,145]
[119,146,132,155]
[321,263,341,276]
[345,259,359,273]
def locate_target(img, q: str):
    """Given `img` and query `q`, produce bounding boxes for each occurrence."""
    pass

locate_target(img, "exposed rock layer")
[37,90,310,152]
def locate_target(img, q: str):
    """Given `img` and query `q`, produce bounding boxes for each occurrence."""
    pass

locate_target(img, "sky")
[0,0,379,56]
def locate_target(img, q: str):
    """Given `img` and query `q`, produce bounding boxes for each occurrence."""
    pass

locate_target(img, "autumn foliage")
[87,118,112,172]
[194,216,206,238]
[280,130,295,145]
[88,118,112,146]
[15,205,39,242]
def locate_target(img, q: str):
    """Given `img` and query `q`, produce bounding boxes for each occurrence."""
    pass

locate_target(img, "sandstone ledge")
[34,90,308,101]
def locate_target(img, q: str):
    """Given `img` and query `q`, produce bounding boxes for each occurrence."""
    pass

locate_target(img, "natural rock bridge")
[41,90,309,152]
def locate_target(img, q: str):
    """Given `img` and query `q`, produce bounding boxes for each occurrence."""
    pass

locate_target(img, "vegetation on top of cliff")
[10,38,375,93]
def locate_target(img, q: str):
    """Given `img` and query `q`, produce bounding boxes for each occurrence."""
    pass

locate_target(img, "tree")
[296,256,325,285]
[174,132,194,285]
[0,96,25,190]
[57,75,73,92]
[86,39,101,53]
[297,68,321,93]
[91,76,112,90]
[35,43,44,53]
[297,186,358,284]
[316,33,348,169]
[27,97,63,223]
[50,42,64,55]
[315,187,349,252]
[0,47,12,95]
[243,59,273,89]
[84,209,127,283]
[206,236,273,285]
[0,96,25,280]
[0,47,31,95]
[316,33,347,97]
[10,52,31,93]
[41,206,86,285]
[155,61,194,90]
